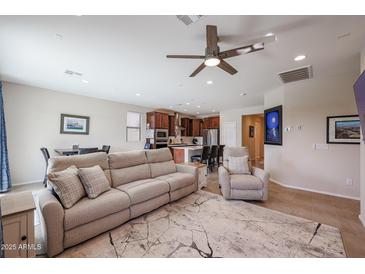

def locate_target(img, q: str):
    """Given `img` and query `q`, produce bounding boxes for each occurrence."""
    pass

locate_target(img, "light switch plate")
[313,144,329,150]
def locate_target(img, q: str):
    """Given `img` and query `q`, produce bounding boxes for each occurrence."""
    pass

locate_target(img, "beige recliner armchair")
[218,147,269,201]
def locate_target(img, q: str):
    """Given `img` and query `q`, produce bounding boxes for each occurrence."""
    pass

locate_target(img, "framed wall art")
[264,105,282,146]
[60,114,90,135]
[326,115,360,144]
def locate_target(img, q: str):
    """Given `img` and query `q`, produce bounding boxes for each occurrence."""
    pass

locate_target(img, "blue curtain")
[0,81,11,192]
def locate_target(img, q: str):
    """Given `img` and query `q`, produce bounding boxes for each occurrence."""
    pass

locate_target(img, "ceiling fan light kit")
[166,25,276,77]
[204,57,220,67]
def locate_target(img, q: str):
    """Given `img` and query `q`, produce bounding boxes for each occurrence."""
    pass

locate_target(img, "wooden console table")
[0,191,36,258]
[189,162,207,189]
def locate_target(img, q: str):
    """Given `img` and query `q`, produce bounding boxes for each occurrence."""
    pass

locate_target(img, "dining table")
[54,148,80,156]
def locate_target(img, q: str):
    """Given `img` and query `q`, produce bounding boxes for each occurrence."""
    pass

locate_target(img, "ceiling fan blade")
[189,63,206,77]
[219,35,277,59]
[217,60,238,75]
[219,46,254,59]
[166,55,205,59]
[206,25,218,50]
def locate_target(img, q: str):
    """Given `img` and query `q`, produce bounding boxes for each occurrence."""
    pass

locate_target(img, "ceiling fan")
[166,25,276,77]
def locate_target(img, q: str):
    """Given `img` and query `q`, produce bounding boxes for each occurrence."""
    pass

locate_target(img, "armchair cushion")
[228,155,250,174]
[230,174,263,190]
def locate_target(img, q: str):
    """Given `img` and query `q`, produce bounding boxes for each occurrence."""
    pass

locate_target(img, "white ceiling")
[0,15,364,114]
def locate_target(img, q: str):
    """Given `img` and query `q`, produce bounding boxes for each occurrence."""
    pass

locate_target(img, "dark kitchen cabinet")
[210,116,220,129]
[191,119,203,136]
[203,116,220,129]
[168,115,175,136]
[147,112,169,129]
[203,118,211,129]
[181,118,191,136]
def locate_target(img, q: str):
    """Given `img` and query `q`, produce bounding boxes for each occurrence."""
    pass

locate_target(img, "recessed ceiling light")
[197,105,201,108]
[206,80,213,85]
[186,102,190,105]
[240,93,247,96]
[265,32,274,37]
[81,79,89,83]
[197,112,200,115]
[184,109,187,112]
[135,93,141,96]
[294,55,306,61]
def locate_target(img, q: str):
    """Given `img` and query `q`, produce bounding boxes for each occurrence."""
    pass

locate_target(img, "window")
[126,111,141,142]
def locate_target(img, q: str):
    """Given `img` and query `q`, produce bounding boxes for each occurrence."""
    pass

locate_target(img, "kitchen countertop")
[168,144,200,147]
[169,145,203,150]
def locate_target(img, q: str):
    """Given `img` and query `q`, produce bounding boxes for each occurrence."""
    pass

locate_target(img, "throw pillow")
[48,165,86,209]
[78,165,110,198]
[228,155,250,174]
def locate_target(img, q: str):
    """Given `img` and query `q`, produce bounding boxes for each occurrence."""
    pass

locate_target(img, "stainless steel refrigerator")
[203,129,219,146]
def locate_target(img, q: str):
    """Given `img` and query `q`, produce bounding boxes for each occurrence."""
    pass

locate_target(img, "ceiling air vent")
[64,70,83,77]
[176,15,203,26]
[278,65,313,84]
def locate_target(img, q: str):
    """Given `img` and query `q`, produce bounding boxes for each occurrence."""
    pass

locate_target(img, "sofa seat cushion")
[157,172,195,192]
[116,179,169,205]
[230,174,263,190]
[64,188,130,231]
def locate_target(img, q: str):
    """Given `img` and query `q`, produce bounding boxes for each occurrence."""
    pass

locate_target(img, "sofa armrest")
[176,164,198,191]
[252,167,269,201]
[218,166,231,199]
[37,189,64,257]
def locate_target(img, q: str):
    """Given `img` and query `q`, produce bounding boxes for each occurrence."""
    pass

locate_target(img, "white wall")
[220,105,264,146]
[3,82,151,185]
[265,71,360,199]
[360,48,365,225]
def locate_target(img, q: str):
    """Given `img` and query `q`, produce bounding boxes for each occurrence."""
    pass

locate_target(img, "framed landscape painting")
[326,115,360,144]
[60,114,90,135]
[264,105,283,146]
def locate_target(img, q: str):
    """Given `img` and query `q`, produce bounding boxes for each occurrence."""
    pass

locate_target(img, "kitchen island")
[169,145,203,164]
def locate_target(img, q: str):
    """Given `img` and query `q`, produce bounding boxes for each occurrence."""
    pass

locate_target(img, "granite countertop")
[170,145,203,150]
[168,144,200,147]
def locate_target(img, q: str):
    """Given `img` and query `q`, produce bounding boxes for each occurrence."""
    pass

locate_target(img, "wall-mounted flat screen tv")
[354,70,365,141]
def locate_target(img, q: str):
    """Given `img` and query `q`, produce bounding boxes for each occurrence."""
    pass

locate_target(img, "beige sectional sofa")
[37,148,198,257]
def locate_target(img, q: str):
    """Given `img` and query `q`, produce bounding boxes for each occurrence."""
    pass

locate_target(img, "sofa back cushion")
[108,151,151,187]
[48,152,111,185]
[145,148,176,178]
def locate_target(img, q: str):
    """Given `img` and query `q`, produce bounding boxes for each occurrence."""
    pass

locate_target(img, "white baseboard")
[12,180,42,187]
[270,178,360,201]
[359,214,365,227]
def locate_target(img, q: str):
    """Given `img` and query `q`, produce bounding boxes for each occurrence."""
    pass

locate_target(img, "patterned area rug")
[58,191,346,258]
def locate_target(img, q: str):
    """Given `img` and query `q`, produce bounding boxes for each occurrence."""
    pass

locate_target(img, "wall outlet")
[346,178,353,186]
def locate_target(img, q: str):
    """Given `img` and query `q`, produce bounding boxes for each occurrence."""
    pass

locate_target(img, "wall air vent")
[176,15,203,26]
[278,65,313,84]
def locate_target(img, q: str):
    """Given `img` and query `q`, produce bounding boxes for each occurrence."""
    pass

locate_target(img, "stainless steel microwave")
[155,129,169,140]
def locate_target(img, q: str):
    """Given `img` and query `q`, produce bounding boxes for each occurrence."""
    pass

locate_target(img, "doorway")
[241,114,264,168]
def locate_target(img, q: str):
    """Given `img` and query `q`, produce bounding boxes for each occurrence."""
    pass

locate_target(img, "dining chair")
[102,145,111,154]
[78,147,99,155]
[40,147,50,187]
[218,145,225,166]
[208,145,219,172]
[191,146,211,173]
